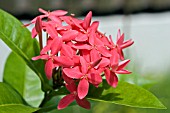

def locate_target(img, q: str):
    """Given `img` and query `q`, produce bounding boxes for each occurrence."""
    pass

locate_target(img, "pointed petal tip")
[78,95,85,100]
[57,106,62,110]
[87,11,92,16]
[38,8,48,14]
[38,8,43,12]
[113,83,118,88]
[31,57,36,60]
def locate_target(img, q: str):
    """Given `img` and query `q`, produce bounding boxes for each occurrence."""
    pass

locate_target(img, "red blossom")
[27,8,134,110]
[58,82,91,110]
[115,29,134,60]
[63,56,102,99]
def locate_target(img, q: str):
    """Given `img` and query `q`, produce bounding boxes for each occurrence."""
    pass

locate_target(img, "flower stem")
[38,33,43,50]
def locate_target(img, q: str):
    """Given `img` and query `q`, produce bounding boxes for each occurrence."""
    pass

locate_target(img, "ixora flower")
[27,8,134,110]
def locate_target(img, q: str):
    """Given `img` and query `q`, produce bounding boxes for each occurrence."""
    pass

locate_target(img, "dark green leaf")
[87,80,166,109]
[0,82,38,113]
[3,52,44,107]
[0,9,51,91]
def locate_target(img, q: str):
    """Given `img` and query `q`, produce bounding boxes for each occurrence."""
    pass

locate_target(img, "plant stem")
[38,32,43,50]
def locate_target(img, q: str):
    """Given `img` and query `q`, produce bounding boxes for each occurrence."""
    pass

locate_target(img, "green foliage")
[0,82,38,113]
[38,80,165,112]
[3,52,44,107]
[0,9,51,91]
[87,80,166,109]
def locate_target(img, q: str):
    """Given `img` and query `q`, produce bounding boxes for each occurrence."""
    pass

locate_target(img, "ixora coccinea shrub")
[0,8,166,113]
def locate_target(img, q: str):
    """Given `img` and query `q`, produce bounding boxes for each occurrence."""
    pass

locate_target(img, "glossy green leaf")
[87,80,166,109]
[37,81,166,112]
[0,9,51,91]
[0,82,38,113]
[3,52,44,107]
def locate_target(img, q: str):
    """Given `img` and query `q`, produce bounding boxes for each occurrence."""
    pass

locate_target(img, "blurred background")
[0,0,170,113]
[1,0,170,18]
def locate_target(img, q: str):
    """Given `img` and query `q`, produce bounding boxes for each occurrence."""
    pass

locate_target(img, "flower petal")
[51,37,62,55]
[101,35,112,47]
[88,21,99,32]
[45,59,54,80]
[72,55,80,65]
[88,72,102,85]
[80,50,90,63]
[110,49,119,71]
[97,57,110,68]
[72,43,91,50]
[82,11,92,29]
[91,58,102,68]
[35,16,42,34]
[117,29,124,45]
[90,49,100,62]
[32,54,49,60]
[117,46,124,60]
[51,10,68,16]
[75,33,88,42]
[62,72,74,85]
[39,8,48,14]
[88,30,95,45]
[49,16,62,25]
[57,94,75,110]
[76,97,91,109]
[117,59,130,70]
[63,67,83,79]
[54,56,74,67]
[78,78,89,99]
[40,45,51,55]
[97,46,111,57]
[80,56,88,74]
[31,27,37,38]
[65,82,77,92]
[121,39,134,49]
[109,35,115,47]
[104,68,118,88]
[61,44,73,58]
[115,69,131,74]
[62,30,78,42]
[44,23,58,38]
[95,36,104,46]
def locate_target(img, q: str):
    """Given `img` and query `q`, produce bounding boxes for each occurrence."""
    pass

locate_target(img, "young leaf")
[87,80,166,109]
[0,82,38,113]
[0,9,51,91]
[3,52,44,107]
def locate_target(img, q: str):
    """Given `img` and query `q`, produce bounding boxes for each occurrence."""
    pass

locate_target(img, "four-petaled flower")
[58,82,90,110]
[27,8,134,110]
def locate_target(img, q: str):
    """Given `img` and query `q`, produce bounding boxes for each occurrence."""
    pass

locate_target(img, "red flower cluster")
[28,8,134,110]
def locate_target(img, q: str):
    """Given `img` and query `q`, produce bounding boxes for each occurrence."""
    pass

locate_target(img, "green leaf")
[0,82,38,113]
[87,80,166,109]
[38,81,166,112]
[0,9,51,91]
[3,52,44,107]
[39,82,166,112]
